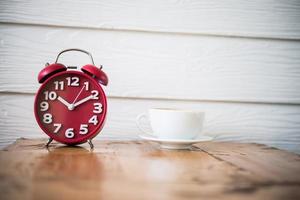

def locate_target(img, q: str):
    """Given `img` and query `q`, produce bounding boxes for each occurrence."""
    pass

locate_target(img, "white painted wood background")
[0,0,300,153]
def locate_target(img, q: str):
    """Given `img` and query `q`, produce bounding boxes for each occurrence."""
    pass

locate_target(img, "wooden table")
[0,138,299,200]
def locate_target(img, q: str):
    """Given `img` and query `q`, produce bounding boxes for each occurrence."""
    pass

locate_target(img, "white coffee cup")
[136,108,205,140]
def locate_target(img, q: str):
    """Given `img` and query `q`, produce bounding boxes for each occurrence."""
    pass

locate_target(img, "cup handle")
[135,113,153,136]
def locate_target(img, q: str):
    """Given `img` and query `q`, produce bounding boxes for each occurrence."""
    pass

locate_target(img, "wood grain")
[196,142,300,183]
[1,24,300,104]
[0,138,299,200]
[1,94,300,153]
[0,0,300,39]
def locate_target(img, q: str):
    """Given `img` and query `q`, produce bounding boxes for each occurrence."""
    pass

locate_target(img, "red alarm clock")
[34,49,108,148]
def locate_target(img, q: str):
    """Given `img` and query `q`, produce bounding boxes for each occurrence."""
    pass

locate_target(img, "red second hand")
[71,85,86,105]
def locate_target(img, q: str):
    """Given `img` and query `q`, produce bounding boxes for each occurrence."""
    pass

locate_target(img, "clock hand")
[57,96,72,109]
[73,95,94,108]
[71,85,86,105]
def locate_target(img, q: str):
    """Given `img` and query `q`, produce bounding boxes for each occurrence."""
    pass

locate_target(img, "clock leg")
[87,139,94,149]
[45,138,53,147]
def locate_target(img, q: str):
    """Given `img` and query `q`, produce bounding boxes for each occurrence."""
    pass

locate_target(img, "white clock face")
[34,71,107,144]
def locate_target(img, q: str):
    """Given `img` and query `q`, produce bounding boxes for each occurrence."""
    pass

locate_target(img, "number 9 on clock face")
[34,71,107,145]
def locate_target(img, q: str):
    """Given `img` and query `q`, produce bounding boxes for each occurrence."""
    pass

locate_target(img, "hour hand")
[57,96,72,110]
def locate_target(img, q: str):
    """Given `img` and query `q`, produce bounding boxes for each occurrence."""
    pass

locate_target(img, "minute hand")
[73,95,94,108]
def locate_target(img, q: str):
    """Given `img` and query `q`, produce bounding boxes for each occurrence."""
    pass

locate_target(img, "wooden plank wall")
[0,0,300,153]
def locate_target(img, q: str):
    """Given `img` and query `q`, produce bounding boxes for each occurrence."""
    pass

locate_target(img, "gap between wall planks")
[0,0,300,40]
[1,94,300,153]
[1,24,300,104]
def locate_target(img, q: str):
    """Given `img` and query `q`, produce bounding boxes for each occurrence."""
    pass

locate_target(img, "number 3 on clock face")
[34,71,107,145]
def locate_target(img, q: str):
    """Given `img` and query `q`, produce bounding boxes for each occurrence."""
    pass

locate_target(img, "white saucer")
[138,134,213,150]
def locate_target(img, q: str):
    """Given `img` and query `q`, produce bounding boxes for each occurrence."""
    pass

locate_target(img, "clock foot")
[87,139,94,149]
[45,138,53,147]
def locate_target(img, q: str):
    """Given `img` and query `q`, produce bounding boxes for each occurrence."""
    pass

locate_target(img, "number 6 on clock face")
[34,70,107,145]
[65,128,75,138]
